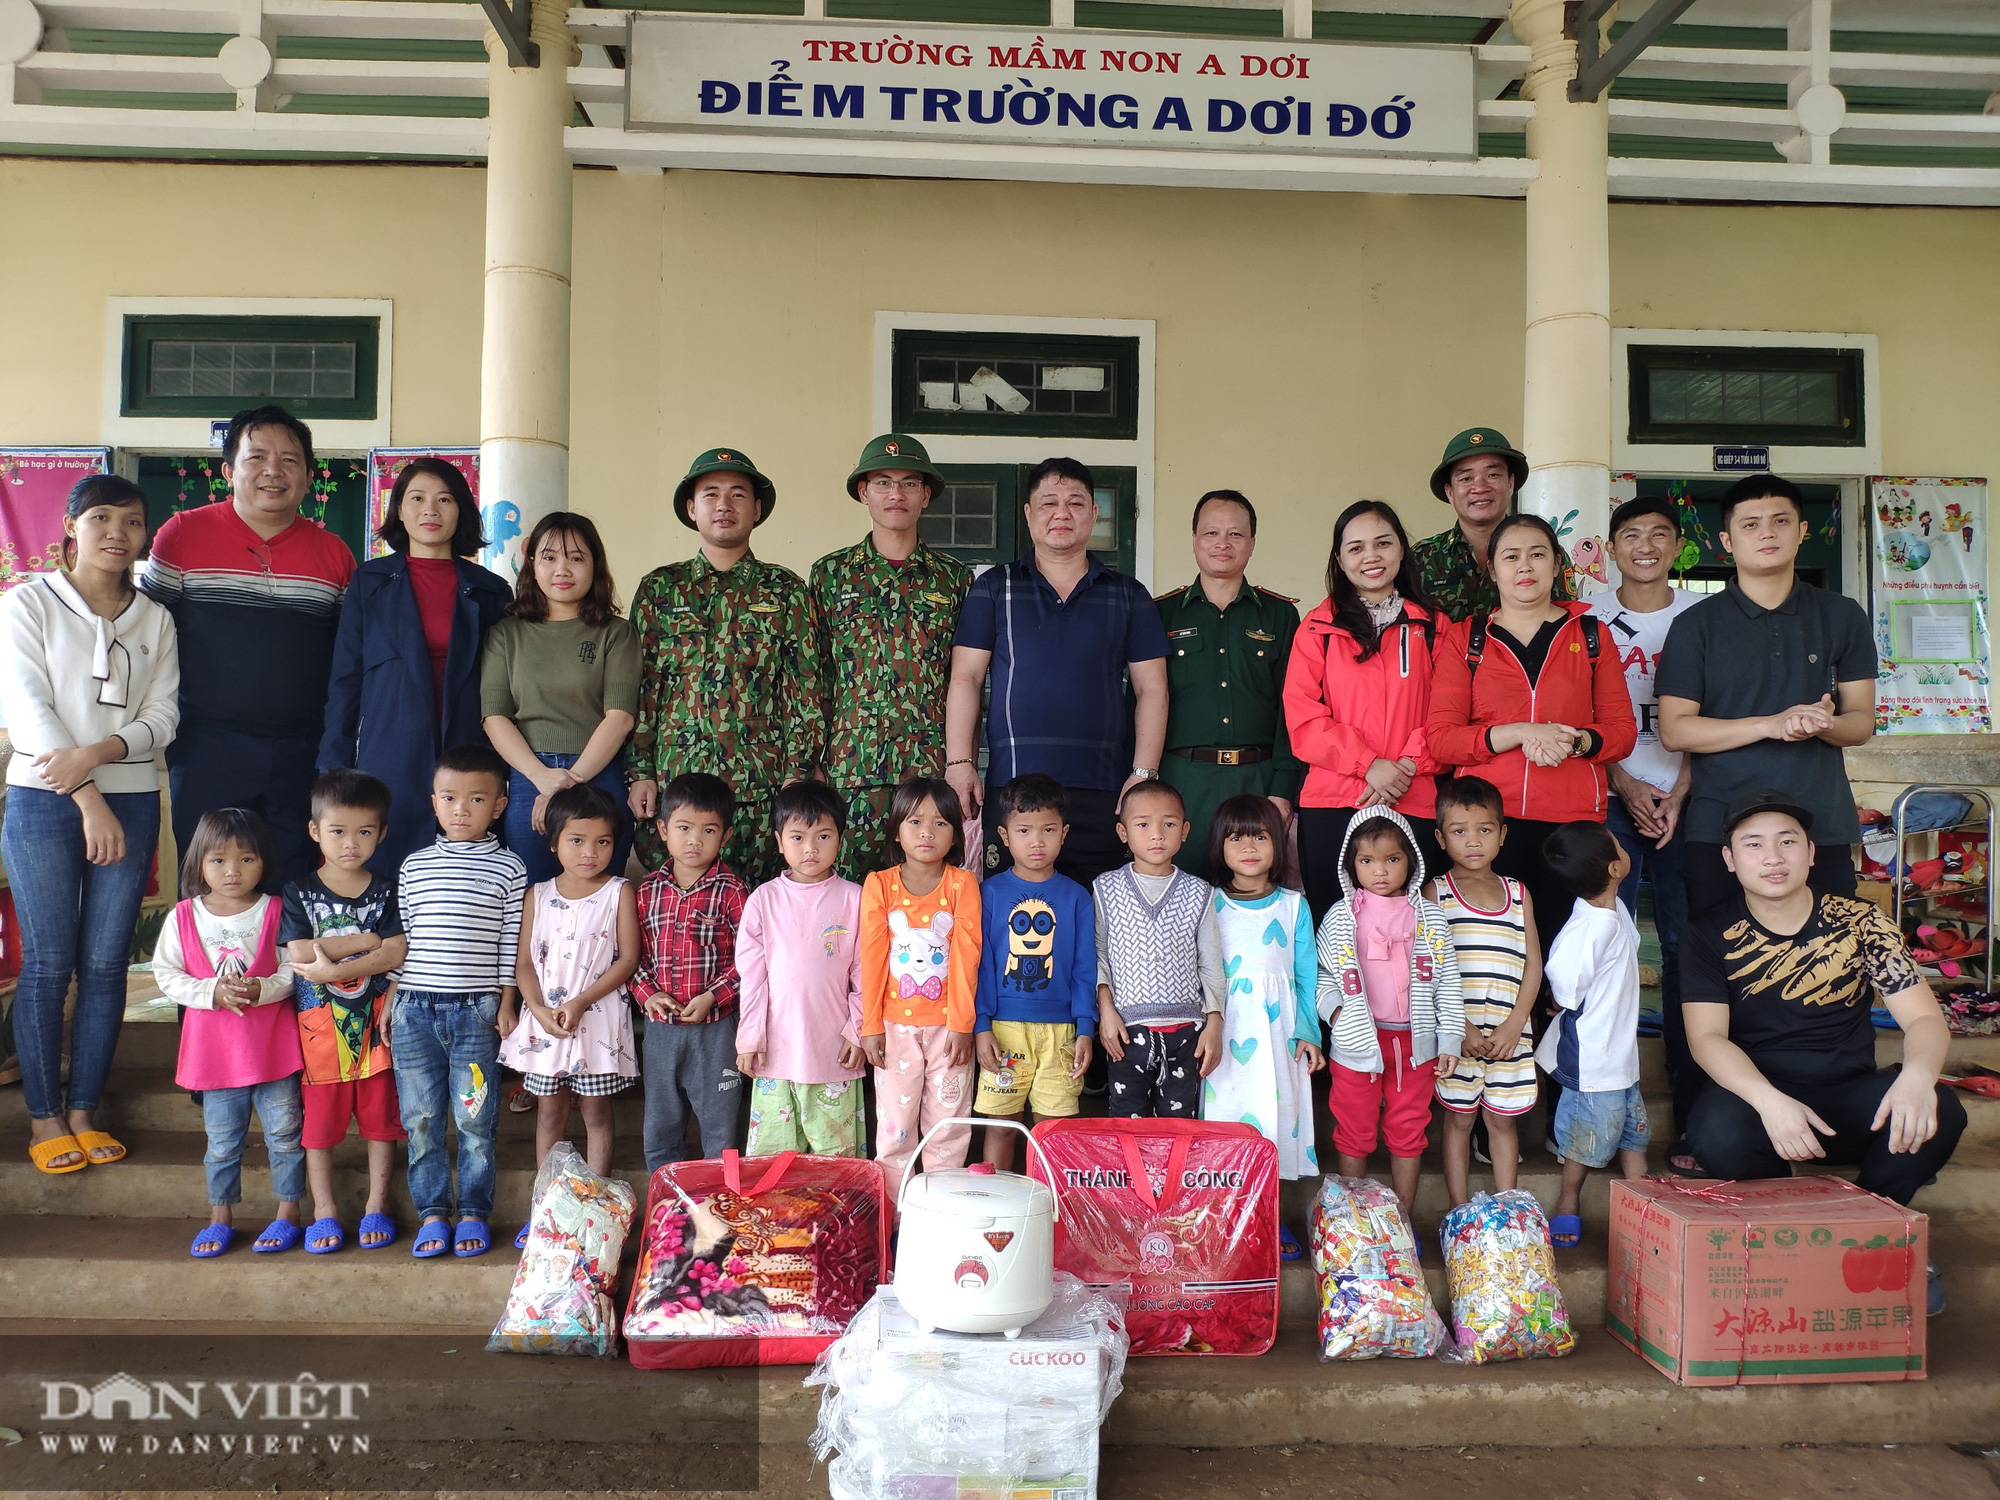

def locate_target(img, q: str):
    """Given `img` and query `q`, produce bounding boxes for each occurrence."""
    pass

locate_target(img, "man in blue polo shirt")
[946,457,1169,886]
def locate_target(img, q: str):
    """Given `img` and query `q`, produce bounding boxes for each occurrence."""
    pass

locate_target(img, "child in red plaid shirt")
[631,774,749,1170]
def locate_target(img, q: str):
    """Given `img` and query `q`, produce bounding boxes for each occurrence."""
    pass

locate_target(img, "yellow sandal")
[75,1130,126,1165]
[29,1135,89,1174]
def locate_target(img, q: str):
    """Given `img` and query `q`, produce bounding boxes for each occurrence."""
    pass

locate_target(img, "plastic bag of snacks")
[487,1141,637,1357]
[1308,1175,1446,1360]
[1437,1189,1575,1365]
[624,1149,889,1369]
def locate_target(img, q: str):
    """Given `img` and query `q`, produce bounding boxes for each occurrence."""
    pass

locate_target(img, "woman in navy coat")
[318,459,513,872]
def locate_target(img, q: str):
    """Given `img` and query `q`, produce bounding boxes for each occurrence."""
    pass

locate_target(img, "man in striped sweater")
[392,744,525,1260]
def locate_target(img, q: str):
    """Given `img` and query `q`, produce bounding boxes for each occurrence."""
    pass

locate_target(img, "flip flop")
[252,1218,303,1254]
[1278,1225,1304,1261]
[412,1218,452,1259]
[453,1218,491,1258]
[515,1223,532,1251]
[29,1135,88,1174]
[190,1222,236,1258]
[1665,1144,1712,1177]
[358,1211,397,1249]
[74,1130,126,1165]
[304,1216,345,1254]
[1550,1214,1583,1249]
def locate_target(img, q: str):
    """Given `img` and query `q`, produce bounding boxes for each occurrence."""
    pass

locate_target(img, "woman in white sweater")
[0,475,179,1174]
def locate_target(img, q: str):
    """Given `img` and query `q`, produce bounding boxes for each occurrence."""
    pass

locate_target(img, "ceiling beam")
[1568,0,1699,103]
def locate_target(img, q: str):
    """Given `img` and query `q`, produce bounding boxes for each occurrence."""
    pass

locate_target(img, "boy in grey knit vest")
[1095,783,1225,1118]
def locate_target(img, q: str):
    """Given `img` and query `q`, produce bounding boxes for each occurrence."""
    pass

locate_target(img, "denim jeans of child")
[2,785,160,1121]
[391,988,501,1223]
[504,752,633,885]
[200,1076,305,1206]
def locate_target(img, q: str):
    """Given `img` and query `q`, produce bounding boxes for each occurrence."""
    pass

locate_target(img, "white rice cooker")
[894,1117,1060,1338]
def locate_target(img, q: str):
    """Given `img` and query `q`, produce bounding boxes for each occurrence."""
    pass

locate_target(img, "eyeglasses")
[864,477,930,495]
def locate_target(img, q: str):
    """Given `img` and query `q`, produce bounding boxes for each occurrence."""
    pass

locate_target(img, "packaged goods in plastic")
[487,1142,637,1357]
[624,1149,889,1369]
[1437,1189,1575,1364]
[1029,1118,1278,1356]
[1308,1175,1446,1360]
[807,1275,1129,1500]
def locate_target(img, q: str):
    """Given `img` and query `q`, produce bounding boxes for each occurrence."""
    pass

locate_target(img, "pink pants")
[875,1021,974,1201]
[1329,1027,1438,1159]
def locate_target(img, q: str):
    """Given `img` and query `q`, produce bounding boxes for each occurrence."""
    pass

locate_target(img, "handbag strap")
[1116,1131,1191,1215]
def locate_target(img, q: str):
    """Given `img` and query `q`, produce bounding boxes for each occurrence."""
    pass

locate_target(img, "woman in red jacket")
[1284,500,1446,922]
[1425,512,1638,956]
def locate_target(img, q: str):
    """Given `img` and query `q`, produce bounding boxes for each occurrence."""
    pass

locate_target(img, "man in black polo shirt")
[1684,793,1963,1310]
[1656,475,1876,919]
[945,457,1169,885]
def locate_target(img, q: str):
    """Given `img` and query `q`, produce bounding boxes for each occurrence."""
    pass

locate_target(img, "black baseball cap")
[1723,790,1814,838]
[1608,495,1682,540]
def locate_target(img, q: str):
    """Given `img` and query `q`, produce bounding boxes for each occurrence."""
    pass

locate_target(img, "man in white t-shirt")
[1587,496,1700,1170]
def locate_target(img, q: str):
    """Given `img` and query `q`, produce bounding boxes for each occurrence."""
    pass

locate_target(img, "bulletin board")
[0,448,110,593]
[1871,477,1989,734]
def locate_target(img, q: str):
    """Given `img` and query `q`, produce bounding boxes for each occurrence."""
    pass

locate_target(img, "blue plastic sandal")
[357,1211,397,1249]
[514,1222,531,1250]
[304,1216,344,1254]
[251,1218,303,1254]
[1279,1225,1304,1261]
[412,1218,452,1259]
[190,1222,235,1259]
[1550,1214,1583,1249]
[453,1218,491,1258]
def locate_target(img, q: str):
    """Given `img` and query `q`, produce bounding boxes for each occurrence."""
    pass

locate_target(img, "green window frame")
[924,463,1138,576]
[1626,344,1865,448]
[892,330,1140,441]
[121,314,380,420]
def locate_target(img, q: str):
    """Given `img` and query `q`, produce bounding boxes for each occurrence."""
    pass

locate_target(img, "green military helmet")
[846,433,949,503]
[1429,427,1530,501]
[674,447,777,529]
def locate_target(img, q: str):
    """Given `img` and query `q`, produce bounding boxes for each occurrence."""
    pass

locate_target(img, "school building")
[2,0,1999,1461]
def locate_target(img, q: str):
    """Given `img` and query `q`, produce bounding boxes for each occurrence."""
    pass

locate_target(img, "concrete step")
[11,1120,2000,1226]
[2,1307,1994,1451]
[6,1214,1994,1337]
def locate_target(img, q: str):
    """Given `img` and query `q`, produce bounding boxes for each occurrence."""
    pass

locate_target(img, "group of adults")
[2,404,1963,1240]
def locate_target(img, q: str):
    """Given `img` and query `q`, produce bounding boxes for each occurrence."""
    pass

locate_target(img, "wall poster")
[0,448,110,594]
[1871,476,1989,734]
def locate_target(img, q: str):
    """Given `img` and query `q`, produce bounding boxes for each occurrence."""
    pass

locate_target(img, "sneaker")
[1928,1261,1945,1317]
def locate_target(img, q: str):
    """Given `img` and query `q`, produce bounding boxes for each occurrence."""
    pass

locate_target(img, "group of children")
[163,743,1647,1259]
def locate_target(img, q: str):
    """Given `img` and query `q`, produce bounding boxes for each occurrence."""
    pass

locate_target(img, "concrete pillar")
[1509,0,1613,579]
[480,0,578,579]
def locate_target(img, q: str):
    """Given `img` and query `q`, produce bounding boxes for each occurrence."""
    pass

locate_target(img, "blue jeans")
[1554,1083,1650,1170]
[2,785,161,1121]
[391,989,501,1222]
[1606,793,1692,1137]
[503,752,633,885]
[201,1076,305,1206]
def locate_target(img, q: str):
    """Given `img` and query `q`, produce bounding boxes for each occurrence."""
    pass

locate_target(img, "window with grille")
[891,330,1139,440]
[1626,345,1863,447]
[121,316,380,420]
[922,464,1137,575]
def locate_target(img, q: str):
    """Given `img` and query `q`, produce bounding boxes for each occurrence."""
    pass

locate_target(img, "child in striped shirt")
[1427,776,1543,1208]
[393,744,526,1261]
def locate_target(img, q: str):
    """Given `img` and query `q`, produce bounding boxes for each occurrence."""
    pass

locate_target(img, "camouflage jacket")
[809,536,972,788]
[1414,522,1577,623]
[629,551,825,793]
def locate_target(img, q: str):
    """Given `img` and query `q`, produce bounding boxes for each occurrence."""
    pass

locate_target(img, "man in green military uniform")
[1412,426,1576,622]
[810,433,972,879]
[1156,489,1302,874]
[628,448,824,885]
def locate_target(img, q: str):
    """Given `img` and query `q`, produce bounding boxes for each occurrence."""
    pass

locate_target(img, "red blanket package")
[623,1150,889,1370]
[1029,1118,1279,1356]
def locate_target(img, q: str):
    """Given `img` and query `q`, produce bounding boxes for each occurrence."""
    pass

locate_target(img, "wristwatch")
[1130,766,1159,782]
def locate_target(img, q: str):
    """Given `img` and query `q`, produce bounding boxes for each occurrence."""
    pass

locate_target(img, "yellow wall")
[3,158,1997,608]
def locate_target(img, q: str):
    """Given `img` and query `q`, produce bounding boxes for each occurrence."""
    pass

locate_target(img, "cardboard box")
[1606,1177,1926,1386]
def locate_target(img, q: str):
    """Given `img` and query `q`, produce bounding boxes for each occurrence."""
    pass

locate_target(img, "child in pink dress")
[154,809,304,1259]
[500,784,641,1243]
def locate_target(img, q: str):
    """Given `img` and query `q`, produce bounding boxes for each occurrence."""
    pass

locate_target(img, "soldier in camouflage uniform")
[627,448,824,885]
[1413,426,1576,621]
[810,433,972,880]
